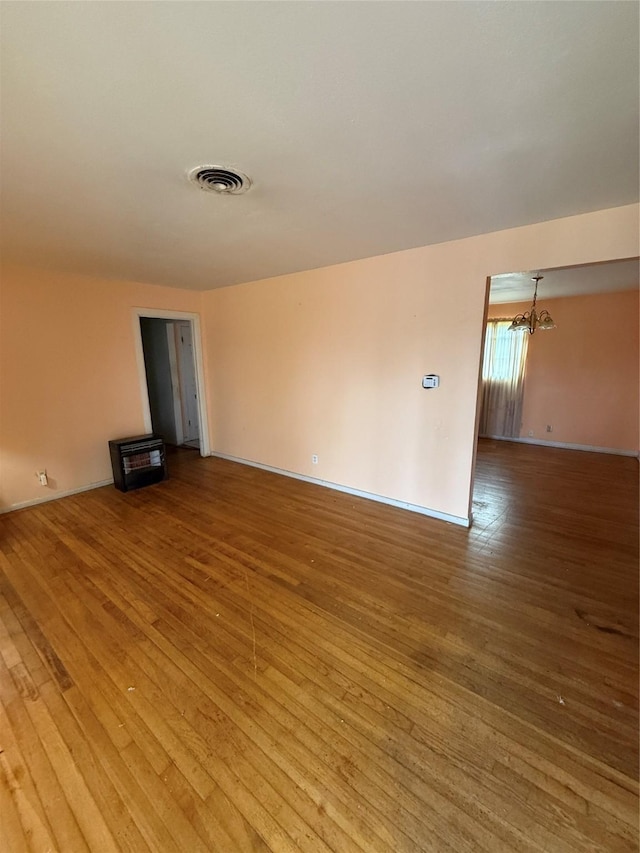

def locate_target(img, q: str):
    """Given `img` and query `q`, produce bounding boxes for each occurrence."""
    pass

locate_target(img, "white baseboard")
[1,478,114,514]
[480,435,639,457]
[1,458,473,528]
[211,451,471,527]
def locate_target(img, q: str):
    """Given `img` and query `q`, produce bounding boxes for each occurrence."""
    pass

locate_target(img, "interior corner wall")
[0,266,203,510]
[201,204,639,523]
[488,289,639,452]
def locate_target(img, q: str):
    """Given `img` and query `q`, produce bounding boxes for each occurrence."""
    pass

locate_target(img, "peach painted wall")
[0,265,203,509]
[2,204,638,517]
[202,204,639,523]
[488,289,639,451]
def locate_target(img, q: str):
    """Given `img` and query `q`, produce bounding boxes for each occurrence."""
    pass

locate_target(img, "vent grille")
[188,165,251,195]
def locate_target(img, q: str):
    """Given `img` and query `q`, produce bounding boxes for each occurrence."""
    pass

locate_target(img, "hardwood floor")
[0,440,637,852]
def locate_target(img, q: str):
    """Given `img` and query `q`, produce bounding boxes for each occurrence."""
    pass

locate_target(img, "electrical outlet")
[312,454,318,464]
[36,470,48,486]
[527,430,534,437]
[546,424,553,433]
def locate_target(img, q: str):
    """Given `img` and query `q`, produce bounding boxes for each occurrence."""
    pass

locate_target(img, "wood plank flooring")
[0,439,638,851]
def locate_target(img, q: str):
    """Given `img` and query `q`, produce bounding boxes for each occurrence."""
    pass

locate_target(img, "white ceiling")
[1,2,638,291]
[489,258,640,304]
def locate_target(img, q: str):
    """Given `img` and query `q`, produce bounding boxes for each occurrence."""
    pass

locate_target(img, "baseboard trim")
[481,435,639,457]
[211,452,471,527]
[1,478,114,514]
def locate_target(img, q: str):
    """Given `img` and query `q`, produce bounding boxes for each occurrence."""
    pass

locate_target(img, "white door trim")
[132,308,210,457]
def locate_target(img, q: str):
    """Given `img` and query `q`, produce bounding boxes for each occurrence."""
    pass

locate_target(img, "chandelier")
[508,275,556,334]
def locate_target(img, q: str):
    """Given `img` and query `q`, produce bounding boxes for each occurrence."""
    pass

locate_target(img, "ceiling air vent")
[188,165,251,195]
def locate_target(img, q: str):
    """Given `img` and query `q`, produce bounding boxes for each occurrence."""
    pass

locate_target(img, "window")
[479,319,529,438]
[482,320,528,383]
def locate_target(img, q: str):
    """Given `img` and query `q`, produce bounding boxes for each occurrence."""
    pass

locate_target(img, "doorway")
[470,257,639,522]
[133,309,210,457]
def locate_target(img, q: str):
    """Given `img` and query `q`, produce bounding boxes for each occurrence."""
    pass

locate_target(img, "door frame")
[467,275,492,524]
[132,308,210,457]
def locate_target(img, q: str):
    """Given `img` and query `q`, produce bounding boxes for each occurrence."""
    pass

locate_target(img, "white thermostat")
[422,374,440,389]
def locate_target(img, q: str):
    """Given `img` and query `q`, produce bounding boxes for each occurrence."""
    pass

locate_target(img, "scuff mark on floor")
[575,608,628,637]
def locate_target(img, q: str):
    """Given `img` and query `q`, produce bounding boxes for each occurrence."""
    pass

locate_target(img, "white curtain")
[479,320,529,438]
